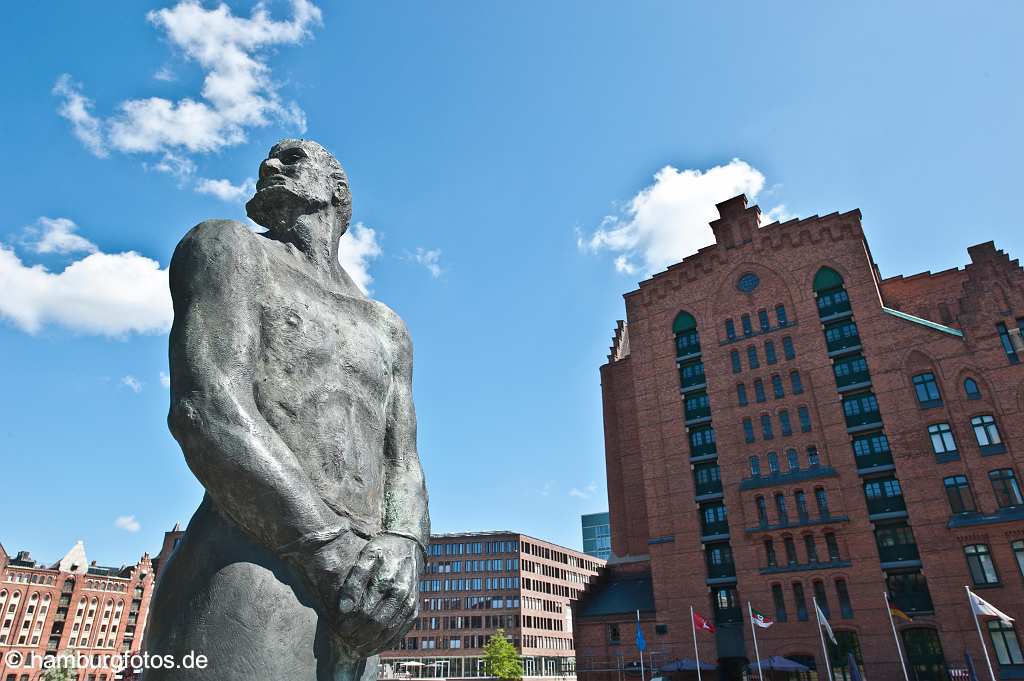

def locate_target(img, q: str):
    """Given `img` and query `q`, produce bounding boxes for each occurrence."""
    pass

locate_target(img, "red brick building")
[380,531,604,680]
[0,525,183,681]
[574,195,1024,681]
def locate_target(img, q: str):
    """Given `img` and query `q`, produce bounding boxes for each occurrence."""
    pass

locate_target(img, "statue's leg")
[143,497,324,680]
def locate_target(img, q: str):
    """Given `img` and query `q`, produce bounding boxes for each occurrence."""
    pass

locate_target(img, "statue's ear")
[332,183,347,207]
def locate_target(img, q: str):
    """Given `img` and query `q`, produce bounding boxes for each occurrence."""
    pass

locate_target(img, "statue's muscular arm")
[166,221,351,559]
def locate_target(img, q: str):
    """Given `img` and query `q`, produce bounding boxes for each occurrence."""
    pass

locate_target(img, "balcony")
[701,517,730,540]
[694,478,723,498]
[817,289,852,319]
[706,561,736,581]
[866,495,907,518]
[675,333,701,360]
[878,541,921,567]
[679,361,707,392]
[833,356,871,391]
[889,590,934,615]
[854,449,894,474]
[824,321,861,355]
[684,395,711,423]
[714,606,743,625]
[843,394,882,431]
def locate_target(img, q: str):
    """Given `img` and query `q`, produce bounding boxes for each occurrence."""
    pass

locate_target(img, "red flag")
[693,611,716,634]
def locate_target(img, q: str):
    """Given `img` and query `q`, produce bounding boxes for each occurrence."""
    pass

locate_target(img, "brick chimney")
[711,194,760,249]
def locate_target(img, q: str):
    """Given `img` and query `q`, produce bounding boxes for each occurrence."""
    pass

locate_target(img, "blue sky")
[2,1,1022,566]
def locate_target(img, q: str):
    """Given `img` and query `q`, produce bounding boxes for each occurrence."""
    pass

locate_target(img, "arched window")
[749,456,761,477]
[673,312,699,357]
[813,266,844,292]
[813,267,850,318]
[767,452,779,474]
[964,377,982,399]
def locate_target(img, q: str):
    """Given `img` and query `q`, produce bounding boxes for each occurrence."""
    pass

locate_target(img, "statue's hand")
[332,534,422,657]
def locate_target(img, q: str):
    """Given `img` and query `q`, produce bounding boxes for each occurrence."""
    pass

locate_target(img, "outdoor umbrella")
[659,659,718,671]
[747,656,810,672]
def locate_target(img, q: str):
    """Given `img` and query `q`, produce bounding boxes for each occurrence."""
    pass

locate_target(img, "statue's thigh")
[147,556,322,680]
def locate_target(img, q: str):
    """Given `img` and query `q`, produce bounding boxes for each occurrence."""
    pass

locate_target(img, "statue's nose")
[259,157,284,179]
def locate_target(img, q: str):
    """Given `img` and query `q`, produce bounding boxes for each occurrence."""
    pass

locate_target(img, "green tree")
[482,629,523,680]
[40,651,77,681]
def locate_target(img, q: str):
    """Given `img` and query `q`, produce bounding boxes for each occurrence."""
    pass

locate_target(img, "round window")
[737,272,760,293]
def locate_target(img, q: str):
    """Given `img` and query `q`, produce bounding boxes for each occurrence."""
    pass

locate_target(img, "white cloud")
[54,0,321,158]
[154,65,177,82]
[580,159,775,276]
[412,247,443,278]
[148,152,197,182]
[569,482,598,500]
[159,371,171,387]
[194,176,256,202]
[761,204,795,224]
[52,75,107,158]
[114,515,141,533]
[20,217,98,255]
[121,375,143,393]
[0,227,172,336]
[338,223,382,294]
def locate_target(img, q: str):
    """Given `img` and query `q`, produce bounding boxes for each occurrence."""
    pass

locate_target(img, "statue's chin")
[246,185,308,231]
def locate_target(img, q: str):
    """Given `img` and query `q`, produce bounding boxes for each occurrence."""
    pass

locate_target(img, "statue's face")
[246,139,350,234]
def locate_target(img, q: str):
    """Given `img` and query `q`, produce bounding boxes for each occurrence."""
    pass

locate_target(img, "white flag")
[815,600,837,644]
[970,589,1015,625]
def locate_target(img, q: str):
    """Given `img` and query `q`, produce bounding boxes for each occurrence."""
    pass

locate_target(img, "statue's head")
[246,139,352,238]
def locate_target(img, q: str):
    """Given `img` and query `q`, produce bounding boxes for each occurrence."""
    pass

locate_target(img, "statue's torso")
[249,236,404,536]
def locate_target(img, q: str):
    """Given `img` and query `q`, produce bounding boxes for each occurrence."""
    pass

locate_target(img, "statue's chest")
[257,290,392,390]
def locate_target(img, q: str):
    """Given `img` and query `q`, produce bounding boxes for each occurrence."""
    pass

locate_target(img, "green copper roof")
[882,306,964,338]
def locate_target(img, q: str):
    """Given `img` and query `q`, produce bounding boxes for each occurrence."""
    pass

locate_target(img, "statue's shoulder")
[170,220,265,290]
[370,299,412,354]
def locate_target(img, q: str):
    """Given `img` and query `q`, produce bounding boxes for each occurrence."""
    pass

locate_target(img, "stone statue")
[144,139,429,681]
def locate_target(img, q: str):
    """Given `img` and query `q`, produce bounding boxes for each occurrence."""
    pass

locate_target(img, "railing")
[825,322,861,353]
[702,519,730,537]
[855,449,893,470]
[695,479,723,497]
[817,290,852,318]
[866,495,906,516]
[714,606,742,624]
[878,542,920,563]
[890,590,934,613]
[679,362,706,390]
[706,561,736,579]
[685,403,711,421]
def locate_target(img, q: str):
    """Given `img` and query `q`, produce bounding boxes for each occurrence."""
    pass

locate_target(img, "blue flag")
[635,615,646,652]
[965,652,979,681]
[846,653,863,681]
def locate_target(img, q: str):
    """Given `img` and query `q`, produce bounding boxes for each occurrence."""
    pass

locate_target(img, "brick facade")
[574,195,1024,681]
[0,526,183,681]
[380,531,604,680]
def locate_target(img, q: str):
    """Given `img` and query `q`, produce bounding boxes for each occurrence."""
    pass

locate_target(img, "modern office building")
[380,531,604,679]
[581,514,612,561]
[573,195,1024,680]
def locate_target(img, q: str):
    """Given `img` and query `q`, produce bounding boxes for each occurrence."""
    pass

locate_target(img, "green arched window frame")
[673,311,697,334]
[813,267,844,293]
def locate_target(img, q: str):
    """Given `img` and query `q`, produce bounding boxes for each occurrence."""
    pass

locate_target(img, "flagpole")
[812,596,834,681]
[883,592,911,681]
[690,606,702,681]
[966,586,997,681]
[636,610,645,681]
[747,602,764,681]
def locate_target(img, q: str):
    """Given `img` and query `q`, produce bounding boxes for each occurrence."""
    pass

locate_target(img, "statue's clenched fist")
[332,534,423,656]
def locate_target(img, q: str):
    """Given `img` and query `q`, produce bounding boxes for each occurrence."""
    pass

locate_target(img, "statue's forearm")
[382,456,430,552]
[170,390,350,556]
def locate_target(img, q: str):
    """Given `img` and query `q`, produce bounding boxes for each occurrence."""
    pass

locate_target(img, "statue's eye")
[281,150,305,164]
